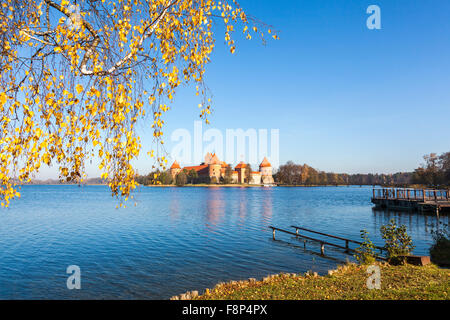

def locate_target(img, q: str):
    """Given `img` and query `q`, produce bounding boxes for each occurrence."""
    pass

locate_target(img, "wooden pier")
[371,187,450,215]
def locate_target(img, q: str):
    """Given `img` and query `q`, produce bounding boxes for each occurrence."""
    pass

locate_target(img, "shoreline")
[172,262,450,300]
[17,183,437,189]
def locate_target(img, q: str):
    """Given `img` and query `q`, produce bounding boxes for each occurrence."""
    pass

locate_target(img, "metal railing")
[269,226,387,261]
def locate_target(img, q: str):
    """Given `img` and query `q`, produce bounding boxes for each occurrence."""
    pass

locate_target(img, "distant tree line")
[273,161,413,186]
[19,177,108,185]
[412,152,450,187]
[135,170,174,186]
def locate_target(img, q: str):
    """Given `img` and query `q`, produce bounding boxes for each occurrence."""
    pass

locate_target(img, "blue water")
[0,185,446,299]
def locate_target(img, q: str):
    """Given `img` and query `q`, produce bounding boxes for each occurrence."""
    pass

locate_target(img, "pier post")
[272,228,276,240]
[320,243,325,255]
[345,240,349,253]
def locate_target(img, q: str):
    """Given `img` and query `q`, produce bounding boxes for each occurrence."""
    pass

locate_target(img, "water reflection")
[169,188,180,222]
[371,208,448,236]
[261,188,273,222]
[205,188,225,227]
[238,188,247,220]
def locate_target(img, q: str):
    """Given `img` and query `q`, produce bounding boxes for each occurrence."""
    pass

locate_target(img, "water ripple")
[0,185,446,299]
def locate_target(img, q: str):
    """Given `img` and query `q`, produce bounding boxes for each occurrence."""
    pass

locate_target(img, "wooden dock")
[371,187,450,215]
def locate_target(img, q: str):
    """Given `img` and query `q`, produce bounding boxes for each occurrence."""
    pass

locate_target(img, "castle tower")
[170,160,181,179]
[234,162,247,184]
[249,171,262,185]
[259,157,274,184]
[204,152,213,165]
[208,153,222,182]
[220,161,228,178]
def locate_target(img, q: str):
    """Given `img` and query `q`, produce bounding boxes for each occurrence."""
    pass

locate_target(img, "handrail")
[268,226,387,261]
[290,225,385,251]
[372,187,450,202]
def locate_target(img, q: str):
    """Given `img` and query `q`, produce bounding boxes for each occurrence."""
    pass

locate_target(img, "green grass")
[195,263,450,300]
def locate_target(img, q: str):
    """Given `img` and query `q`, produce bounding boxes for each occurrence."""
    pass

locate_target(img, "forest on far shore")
[274,151,450,187]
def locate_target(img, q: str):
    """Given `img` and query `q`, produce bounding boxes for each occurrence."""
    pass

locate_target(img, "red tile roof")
[210,153,221,165]
[170,160,181,169]
[183,164,209,174]
[259,157,272,168]
[235,162,247,169]
[204,152,212,164]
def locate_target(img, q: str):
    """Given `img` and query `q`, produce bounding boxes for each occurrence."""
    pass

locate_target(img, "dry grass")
[195,263,450,300]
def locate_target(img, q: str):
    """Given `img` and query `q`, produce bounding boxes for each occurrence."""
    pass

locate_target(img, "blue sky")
[38,0,450,178]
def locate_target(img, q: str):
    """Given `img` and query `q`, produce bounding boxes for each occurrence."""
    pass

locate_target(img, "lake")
[0,185,446,299]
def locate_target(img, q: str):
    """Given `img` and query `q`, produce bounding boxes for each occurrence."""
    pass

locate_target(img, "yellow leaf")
[76,84,84,94]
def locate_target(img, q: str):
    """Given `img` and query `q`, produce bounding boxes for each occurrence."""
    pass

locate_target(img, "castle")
[170,153,274,185]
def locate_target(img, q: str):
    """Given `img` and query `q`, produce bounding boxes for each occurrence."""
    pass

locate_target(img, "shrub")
[210,176,218,184]
[160,171,174,185]
[429,221,450,267]
[354,229,377,264]
[175,171,187,186]
[380,219,415,264]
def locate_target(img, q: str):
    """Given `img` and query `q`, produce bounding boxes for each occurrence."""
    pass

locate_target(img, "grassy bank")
[193,263,449,300]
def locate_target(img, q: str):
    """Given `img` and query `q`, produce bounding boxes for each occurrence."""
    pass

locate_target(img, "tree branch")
[103,0,177,75]
[43,0,178,76]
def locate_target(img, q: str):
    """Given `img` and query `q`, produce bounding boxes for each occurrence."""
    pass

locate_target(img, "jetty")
[371,187,450,215]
